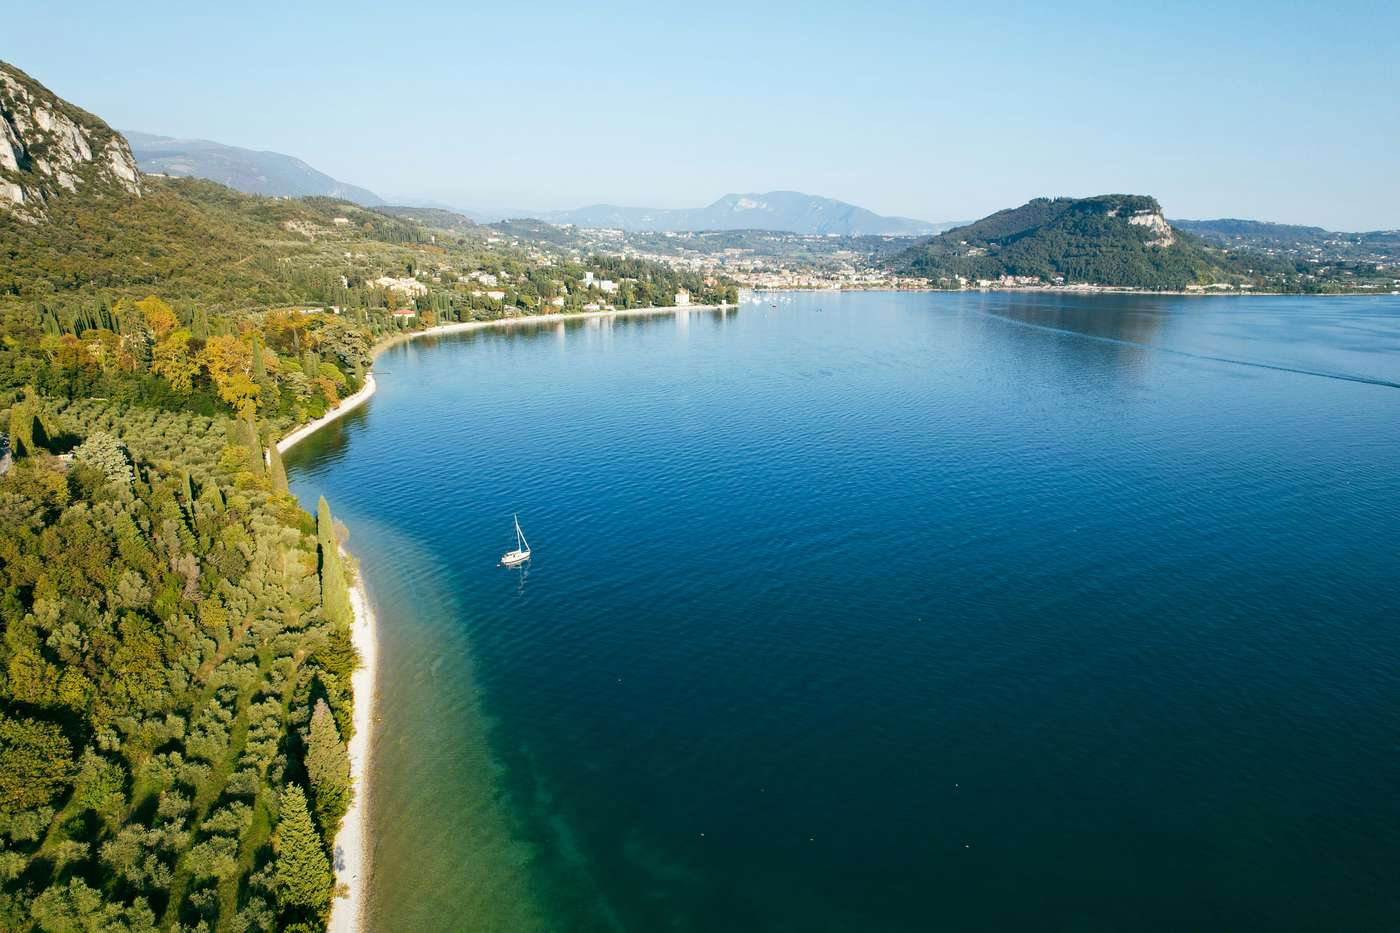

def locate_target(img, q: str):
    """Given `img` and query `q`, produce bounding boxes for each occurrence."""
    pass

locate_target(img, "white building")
[674,289,691,306]
[373,275,428,297]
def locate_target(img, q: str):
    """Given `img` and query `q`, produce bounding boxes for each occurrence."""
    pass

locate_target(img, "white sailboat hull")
[500,514,531,566]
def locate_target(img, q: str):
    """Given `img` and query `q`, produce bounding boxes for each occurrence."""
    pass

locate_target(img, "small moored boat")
[499,514,531,567]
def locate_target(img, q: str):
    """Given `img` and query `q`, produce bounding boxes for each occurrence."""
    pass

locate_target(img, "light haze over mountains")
[124,130,949,235]
[125,131,385,206]
[532,192,951,236]
[113,124,1398,242]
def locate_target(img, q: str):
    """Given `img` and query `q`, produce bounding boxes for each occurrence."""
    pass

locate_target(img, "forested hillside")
[0,58,735,931]
[884,195,1253,289]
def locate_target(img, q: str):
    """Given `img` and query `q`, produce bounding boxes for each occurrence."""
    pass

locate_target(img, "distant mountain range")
[887,195,1252,289]
[116,136,948,237]
[124,131,384,206]
[530,191,951,236]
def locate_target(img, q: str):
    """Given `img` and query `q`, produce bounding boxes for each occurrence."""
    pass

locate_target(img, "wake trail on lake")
[979,310,1400,390]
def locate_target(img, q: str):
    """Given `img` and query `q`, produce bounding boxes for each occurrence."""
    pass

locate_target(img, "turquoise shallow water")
[287,292,1400,931]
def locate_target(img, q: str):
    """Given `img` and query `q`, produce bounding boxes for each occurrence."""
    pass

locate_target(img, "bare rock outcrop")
[0,60,142,221]
[1128,209,1176,248]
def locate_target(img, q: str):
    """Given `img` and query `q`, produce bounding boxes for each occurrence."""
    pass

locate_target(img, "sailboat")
[499,514,531,567]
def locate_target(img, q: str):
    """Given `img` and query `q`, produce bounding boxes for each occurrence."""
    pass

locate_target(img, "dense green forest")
[0,397,355,931]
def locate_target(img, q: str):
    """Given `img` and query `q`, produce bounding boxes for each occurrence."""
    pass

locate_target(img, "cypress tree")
[7,403,35,457]
[317,497,353,629]
[251,333,267,381]
[306,699,351,837]
[268,442,289,494]
[251,333,276,406]
[241,410,265,476]
[273,784,332,915]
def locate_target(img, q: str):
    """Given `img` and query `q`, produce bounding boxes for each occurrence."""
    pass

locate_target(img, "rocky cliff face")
[0,60,141,221]
[1126,208,1176,248]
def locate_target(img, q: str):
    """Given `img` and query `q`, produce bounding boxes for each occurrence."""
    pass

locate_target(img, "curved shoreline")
[277,373,379,455]
[371,301,734,355]
[286,301,728,933]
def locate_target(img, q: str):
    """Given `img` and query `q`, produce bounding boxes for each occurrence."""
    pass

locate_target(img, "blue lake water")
[287,291,1400,931]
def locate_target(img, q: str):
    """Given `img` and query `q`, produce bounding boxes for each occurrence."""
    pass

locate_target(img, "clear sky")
[6,0,1397,229]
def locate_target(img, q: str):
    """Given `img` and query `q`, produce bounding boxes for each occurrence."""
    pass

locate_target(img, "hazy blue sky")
[6,0,1397,228]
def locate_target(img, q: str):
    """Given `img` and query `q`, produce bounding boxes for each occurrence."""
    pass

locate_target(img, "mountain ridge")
[124,130,384,206]
[532,190,952,236]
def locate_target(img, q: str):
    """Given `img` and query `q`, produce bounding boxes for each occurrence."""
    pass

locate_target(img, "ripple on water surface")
[289,293,1400,932]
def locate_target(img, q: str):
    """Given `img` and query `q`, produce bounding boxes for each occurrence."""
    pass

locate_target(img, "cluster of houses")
[355,261,700,320]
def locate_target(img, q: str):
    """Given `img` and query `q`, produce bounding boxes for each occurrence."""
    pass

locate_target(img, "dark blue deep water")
[287,292,1400,931]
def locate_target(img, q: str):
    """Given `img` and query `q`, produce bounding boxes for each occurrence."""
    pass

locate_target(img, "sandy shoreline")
[276,373,378,455]
[283,301,726,933]
[327,566,377,933]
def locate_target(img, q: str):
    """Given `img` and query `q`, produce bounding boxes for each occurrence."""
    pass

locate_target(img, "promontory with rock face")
[0,60,142,221]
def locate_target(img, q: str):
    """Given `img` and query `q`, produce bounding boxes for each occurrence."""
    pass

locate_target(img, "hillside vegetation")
[1173,218,1400,269]
[885,195,1255,289]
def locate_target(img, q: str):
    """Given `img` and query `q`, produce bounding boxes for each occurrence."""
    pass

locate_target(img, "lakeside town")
[468,223,1400,297]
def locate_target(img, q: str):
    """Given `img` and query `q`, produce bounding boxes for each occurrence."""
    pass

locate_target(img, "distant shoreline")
[742,285,1396,298]
[373,301,736,353]
[280,300,730,933]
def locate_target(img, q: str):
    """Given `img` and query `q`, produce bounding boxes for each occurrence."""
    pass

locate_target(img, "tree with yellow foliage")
[151,329,199,395]
[136,295,179,341]
[200,334,259,414]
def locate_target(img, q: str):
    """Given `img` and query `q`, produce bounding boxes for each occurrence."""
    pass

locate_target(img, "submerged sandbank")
[284,301,725,931]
